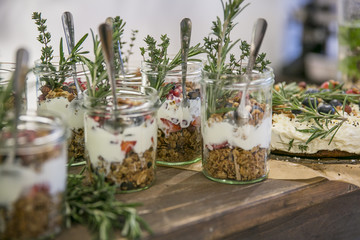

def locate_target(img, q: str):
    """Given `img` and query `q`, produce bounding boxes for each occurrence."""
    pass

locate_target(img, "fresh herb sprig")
[0,75,14,131]
[272,82,356,145]
[140,34,203,100]
[202,0,271,118]
[32,12,89,90]
[65,166,151,240]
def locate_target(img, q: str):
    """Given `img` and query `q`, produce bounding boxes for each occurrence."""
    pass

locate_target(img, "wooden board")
[57,166,360,240]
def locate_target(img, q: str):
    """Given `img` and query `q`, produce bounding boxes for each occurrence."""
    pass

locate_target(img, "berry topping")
[329,99,342,107]
[344,105,352,114]
[317,104,335,114]
[121,141,137,153]
[305,88,319,94]
[160,118,182,133]
[302,97,319,108]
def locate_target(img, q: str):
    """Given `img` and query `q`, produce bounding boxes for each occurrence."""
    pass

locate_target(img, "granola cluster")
[90,147,156,192]
[157,126,201,163]
[203,146,268,181]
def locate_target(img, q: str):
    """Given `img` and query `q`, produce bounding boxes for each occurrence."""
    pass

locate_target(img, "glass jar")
[116,66,142,87]
[141,61,203,166]
[0,113,68,240]
[338,0,360,88]
[201,68,274,184]
[83,86,159,193]
[0,62,15,85]
[33,59,87,160]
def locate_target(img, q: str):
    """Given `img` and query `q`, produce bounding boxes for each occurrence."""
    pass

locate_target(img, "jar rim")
[202,66,274,88]
[0,113,68,152]
[83,86,159,115]
[140,61,203,76]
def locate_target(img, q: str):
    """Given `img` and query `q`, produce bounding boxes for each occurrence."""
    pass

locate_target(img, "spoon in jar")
[180,18,192,108]
[8,48,29,166]
[62,12,83,101]
[235,18,267,125]
[99,23,124,133]
[105,17,126,79]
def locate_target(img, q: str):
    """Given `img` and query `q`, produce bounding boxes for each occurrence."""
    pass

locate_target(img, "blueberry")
[291,109,302,114]
[251,105,264,113]
[320,89,331,93]
[317,104,335,114]
[188,90,200,99]
[302,97,319,108]
[305,88,319,94]
[133,116,144,126]
[329,99,342,107]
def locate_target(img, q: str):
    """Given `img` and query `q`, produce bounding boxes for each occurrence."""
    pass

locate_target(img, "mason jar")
[33,59,86,160]
[83,86,159,192]
[0,113,68,240]
[141,61,203,166]
[116,66,142,87]
[201,68,274,184]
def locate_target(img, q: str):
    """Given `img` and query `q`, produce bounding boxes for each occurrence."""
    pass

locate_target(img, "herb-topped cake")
[271,80,360,158]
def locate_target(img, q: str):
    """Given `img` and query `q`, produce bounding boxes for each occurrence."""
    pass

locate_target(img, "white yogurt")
[38,97,84,129]
[203,117,272,150]
[157,98,200,132]
[271,112,360,154]
[0,147,67,208]
[85,115,157,167]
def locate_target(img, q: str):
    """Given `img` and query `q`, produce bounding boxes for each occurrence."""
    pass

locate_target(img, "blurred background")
[0,0,338,84]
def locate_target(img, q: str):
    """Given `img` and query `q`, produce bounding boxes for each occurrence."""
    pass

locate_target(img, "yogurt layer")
[38,97,84,129]
[85,115,157,166]
[0,148,67,208]
[157,98,200,130]
[271,112,360,154]
[203,117,272,151]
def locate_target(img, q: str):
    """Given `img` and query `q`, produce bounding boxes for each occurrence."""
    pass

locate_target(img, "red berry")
[298,81,307,89]
[320,81,329,89]
[173,89,180,97]
[344,105,352,114]
[121,141,137,153]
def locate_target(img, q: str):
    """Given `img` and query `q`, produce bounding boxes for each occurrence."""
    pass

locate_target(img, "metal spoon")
[99,23,125,133]
[180,18,192,108]
[235,18,267,125]
[8,48,29,165]
[61,11,83,99]
[105,17,126,78]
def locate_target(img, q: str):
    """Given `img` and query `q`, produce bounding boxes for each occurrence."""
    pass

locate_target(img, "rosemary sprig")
[140,34,204,101]
[0,74,14,131]
[32,12,89,90]
[202,0,271,118]
[65,166,151,240]
[272,82,356,145]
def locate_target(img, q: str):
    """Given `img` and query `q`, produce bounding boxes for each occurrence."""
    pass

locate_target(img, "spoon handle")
[180,18,192,106]
[61,12,82,95]
[246,18,267,74]
[99,23,117,110]
[11,48,29,163]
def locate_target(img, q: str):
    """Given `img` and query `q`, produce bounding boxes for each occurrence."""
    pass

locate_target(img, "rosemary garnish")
[0,74,14,131]
[273,82,360,145]
[65,165,151,240]
[32,12,89,90]
[202,0,271,118]
[140,34,203,101]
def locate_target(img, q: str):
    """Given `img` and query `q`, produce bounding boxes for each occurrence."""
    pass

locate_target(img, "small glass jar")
[33,59,86,160]
[141,61,203,166]
[0,113,68,240]
[201,68,274,184]
[116,66,142,87]
[83,86,159,192]
[338,0,360,88]
[0,62,15,85]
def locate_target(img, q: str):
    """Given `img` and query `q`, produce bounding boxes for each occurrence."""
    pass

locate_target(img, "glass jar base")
[156,157,201,166]
[117,179,155,193]
[202,170,268,185]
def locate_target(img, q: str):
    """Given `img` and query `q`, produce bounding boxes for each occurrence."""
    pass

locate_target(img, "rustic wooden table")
[57,166,360,240]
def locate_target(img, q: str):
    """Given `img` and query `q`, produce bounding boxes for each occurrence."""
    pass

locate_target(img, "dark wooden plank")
[116,167,359,240]
[57,166,359,240]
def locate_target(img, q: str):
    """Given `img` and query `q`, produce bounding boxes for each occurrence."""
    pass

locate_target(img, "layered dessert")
[0,116,67,240]
[38,79,86,160]
[84,97,157,192]
[156,82,202,164]
[272,80,360,158]
[203,97,271,182]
